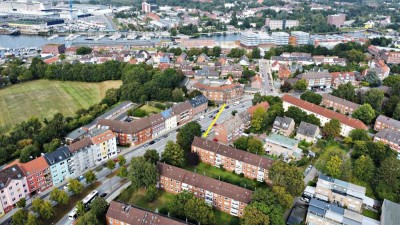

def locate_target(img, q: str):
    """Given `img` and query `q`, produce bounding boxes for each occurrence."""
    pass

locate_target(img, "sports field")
[0,79,122,134]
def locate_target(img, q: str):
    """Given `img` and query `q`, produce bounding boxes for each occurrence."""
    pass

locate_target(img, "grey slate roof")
[297,121,319,137]
[44,146,72,166]
[375,129,400,145]
[273,116,294,130]
[189,95,208,108]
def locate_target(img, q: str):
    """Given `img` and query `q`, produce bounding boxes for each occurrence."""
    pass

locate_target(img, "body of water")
[0,33,241,49]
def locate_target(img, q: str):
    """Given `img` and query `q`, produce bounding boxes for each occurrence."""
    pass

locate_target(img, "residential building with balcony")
[297,71,332,90]
[330,71,359,88]
[374,115,400,132]
[189,94,208,116]
[214,111,251,144]
[221,64,243,79]
[158,162,253,217]
[282,95,368,137]
[264,133,301,159]
[0,165,29,214]
[106,201,190,225]
[171,101,193,125]
[97,119,151,146]
[240,31,274,47]
[161,109,177,131]
[271,32,290,45]
[193,81,244,104]
[327,14,346,28]
[148,113,165,137]
[191,137,274,182]
[19,156,52,194]
[321,93,360,115]
[44,146,75,185]
[291,31,310,45]
[272,116,295,136]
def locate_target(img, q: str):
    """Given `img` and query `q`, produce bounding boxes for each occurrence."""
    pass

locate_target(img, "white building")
[240,32,274,47]
[271,32,290,45]
[0,165,29,215]
[142,2,151,13]
[0,0,52,15]
[291,31,310,45]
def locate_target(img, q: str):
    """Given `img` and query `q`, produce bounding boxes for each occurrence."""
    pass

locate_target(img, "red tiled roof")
[19,156,49,176]
[44,56,59,64]
[282,94,367,130]
[91,130,116,145]
[247,102,270,115]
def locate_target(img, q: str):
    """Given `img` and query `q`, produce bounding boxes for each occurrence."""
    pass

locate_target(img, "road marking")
[203,104,226,137]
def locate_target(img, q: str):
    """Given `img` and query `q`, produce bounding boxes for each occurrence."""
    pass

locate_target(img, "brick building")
[374,129,400,154]
[41,43,65,56]
[19,156,52,194]
[158,162,252,217]
[321,94,360,115]
[327,14,346,28]
[193,82,244,104]
[214,111,251,144]
[191,137,273,182]
[374,115,400,132]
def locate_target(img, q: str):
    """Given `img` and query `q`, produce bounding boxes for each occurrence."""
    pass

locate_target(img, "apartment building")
[271,32,290,45]
[327,14,346,27]
[193,82,244,104]
[247,101,270,116]
[221,64,243,79]
[297,71,332,90]
[240,31,274,47]
[306,198,378,225]
[321,93,360,115]
[251,75,263,90]
[330,71,359,88]
[374,115,400,132]
[44,146,75,185]
[106,201,190,225]
[41,43,65,56]
[315,174,366,213]
[142,2,151,13]
[189,94,208,116]
[313,56,347,66]
[295,121,320,143]
[0,166,29,214]
[374,129,400,154]
[265,18,299,30]
[158,162,253,217]
[97,119,151,146]
[272,116,295,136]
[264,133,301,159]
[192,137,273,182]
[381,199,400,225]
[171,101,193,125]
[148,113,166,137]
[381,50,400,64]
[68,129,117,173]
[290,31,310,45]
[282,95,368,136]
[367,59,390,80]
[214,111,251,144]
[160,108,177,131]
[19,156,52,194]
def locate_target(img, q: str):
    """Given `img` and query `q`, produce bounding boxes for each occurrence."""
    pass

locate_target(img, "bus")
[68,190,99,220]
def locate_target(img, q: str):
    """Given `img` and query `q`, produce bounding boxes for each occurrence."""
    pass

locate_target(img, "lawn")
[185,163,266,191]
[0,79,122,134]
[117,187,240,225]
[362,209,380,220]
[139,104,162,114]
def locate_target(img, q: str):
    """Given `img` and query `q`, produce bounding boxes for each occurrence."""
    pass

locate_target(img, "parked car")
[149,141,155,145]
[300,197,310,203]
[100,193,108,198]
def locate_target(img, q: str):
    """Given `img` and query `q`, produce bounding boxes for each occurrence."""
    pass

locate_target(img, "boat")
[108,33,122,40]
[125,34,137,40]
[0,28,20,35]
[94,34,106,41]
[85,36,95,40]
[47,34,58,40]
[65,34,80,41]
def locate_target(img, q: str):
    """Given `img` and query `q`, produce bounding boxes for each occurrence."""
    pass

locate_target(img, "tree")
[300,91,322,104]
[39,200,54,219]
[188,90,202,98]
[346,49,366,63]
[362,89,384,111]
[161,141,185,167]
[16,198,26,208]
[43,138,60,153]
[393,103,400,120]
[251,47,261,59]
[12,209,28,225]
[50,188,69,205]
[172,88,185,102]
[247,137,264,155]
[169,28,177,36]
[84,170,97,185]
[145,185,158,202]
[26,213,41,225]
[144,149,159,164]
[129,156,158,189]
[364,70,382,87]
[212,46,221,57]
[118,155,126,166]
[353,155,375,182]
[76,201,86,216]
[106,159,116,172]
[349,129,370,142]
[269,162,304,196]
[59,53,66,61]
[284,106,307,125]
[117,166,128,178]
[31,198,44,214]
[234,136,249,150]
[76,47,92,55]
[89,197,109,218]
[294,79,307,92]
[177,121,201,151]
[352,103,375,124]
[323,119,341,138]
[332,82,356,101]
[280,81,293,92]
[251,107,267,133]
[68,178,84,195]
[272,186,293,210]
[325,155,342,178]
[184,196,215,225]
[76,211,101,225]
[242,205,270,225]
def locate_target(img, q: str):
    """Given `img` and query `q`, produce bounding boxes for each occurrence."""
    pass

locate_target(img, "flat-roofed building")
[381,199,400,225]
[264,133,301,159]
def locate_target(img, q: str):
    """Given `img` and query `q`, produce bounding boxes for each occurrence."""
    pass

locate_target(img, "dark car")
[149,141,155,145]
[100,193,108,198]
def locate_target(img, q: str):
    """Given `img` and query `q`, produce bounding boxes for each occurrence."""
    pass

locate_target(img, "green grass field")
[0,79,122,134]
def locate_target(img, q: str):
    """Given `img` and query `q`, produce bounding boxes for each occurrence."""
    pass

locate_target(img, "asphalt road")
[259,59,277,96]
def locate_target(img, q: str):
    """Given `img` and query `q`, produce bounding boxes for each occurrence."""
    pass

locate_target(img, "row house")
[315,174,367,213]
[282,95,368,136]
[191,137,274,182]
[44,146,76,185]
[214,111,251,144]
[374,115,400,132]
[189,95,208,115]
[161,109,178,131]
[68,129,117,173]
[330,71,359,88]
[158,162,253,217]
[0,166,29,215]
[193,82,244,104]
[373,129,400,155]
[221,65,243,79]
[306,198,378,225]
[313,56,347,66]
[270,56,314,66]
[272,116,295,136]
[171,101,193,125]
[148,114,166,137]
[106,201,190,225]
[194,66,219,79]
[368,45,381,57]
[321,93,360,115]
[297,71,332,90]
[19,156,52,194]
